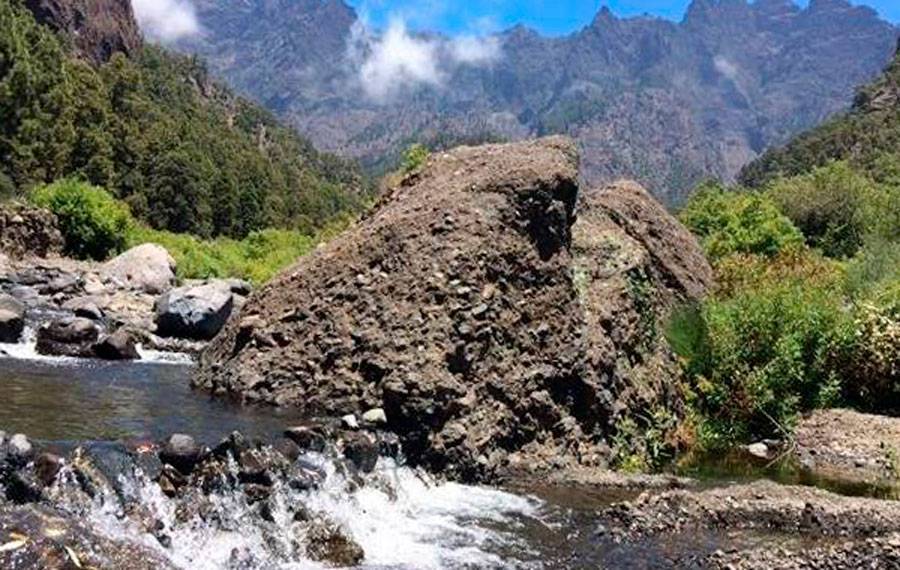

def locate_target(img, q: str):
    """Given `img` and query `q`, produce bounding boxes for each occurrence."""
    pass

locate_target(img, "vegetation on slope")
[0,0,367,239]
[672,47,900,449]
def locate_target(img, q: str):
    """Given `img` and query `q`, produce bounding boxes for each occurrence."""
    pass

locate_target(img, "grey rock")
[35,317,100,357]
[361,408,387,426]
[747,442,770,459]
[0,293,25,343]
[159,434,201,474]
[155,282,234,340]
[62,297,105,322]
[93,329,141,361]
[341,414,359,430]
[101,244,176,294]
[343,433,378,473]
[8,433,33,459]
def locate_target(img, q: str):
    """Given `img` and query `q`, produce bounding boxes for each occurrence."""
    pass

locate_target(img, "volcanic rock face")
[196,137,712,480]
[0,205,63,259]
[24,0,141,64]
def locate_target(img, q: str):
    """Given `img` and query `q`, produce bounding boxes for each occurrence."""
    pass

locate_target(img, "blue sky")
[347,1,899,36]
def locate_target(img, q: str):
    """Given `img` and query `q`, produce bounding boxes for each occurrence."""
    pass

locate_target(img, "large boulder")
[0,294,26,343]
[101,244,176,294]
[35,318,100,358]
[195,138,712,481]
[155,281,234,340]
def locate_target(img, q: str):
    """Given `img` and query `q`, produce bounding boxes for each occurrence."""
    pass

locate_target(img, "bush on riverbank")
[674,173,900,450]
[32,179,131,260]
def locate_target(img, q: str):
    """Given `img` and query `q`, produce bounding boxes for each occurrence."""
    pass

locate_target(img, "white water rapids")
[48,455,549,570]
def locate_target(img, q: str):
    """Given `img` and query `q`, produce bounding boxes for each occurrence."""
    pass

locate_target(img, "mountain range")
[176,0,899,204]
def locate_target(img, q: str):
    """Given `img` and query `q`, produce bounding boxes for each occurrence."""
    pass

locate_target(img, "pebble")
[9,433,33,458]
[747,442,769,459]
[362,408,387,426]
[341,414,360,430]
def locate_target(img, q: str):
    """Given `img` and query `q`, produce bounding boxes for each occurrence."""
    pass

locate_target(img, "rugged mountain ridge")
[179,0,898,204]
[740,39,900,187]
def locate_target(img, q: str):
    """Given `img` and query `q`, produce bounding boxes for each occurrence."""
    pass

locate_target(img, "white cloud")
[350,17,504,102]
[449,35,502,65]
[714,55,739,82]
[132,0,200,43]
[358,19,444,101]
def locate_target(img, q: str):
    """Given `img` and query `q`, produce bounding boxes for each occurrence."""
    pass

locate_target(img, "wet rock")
[101,244,177,294]
[0,294,25,343]
[196,138,712,482]
[274,438,302,462]
[344,433,379,473]
[303,518,365,567]
[155,281,234,340]
[34,452,63,487]
[8,434,34,463]
[39,272,80,295]
[62,296,106,322]
[93,328,141,360]
[288,459,327,491]
[159,434,202,475]
[0,504,175,569]
[35,317,101,357]
[284,426,327,452]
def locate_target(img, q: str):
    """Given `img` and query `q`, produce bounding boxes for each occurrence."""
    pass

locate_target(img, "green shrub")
[400,144,430,175]
[844,282,900,408]
[126,215,352,285]
[32,178,132,260]
[671,249,855,448]
[767,162,891,258]
[679,183,803,260]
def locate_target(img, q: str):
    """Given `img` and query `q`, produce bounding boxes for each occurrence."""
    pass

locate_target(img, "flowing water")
[0,348,866,569]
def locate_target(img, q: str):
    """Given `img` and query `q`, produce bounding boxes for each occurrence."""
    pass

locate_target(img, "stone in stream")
[343,433,379,473]
[196,137,713,482]
[93,328,141,361]
[101,243,177,294]
[302,517,365,567]
[0,293,25,343]
[62,296,106,322]
[159,434,202,475]
[285,425,328,452]
[155,281,234,340]
[35,317,101,358]
[34,453,63,487]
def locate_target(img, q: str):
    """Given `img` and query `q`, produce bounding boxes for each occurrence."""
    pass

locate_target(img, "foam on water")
[69,456,547,570]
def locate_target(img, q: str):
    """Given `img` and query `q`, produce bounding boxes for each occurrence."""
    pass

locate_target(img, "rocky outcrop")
[100,244,177,295]
[0,205,64,259]
[0,294,25,343]
[23,0,142,64]
[195,138,712,481]
[154,281,237,340]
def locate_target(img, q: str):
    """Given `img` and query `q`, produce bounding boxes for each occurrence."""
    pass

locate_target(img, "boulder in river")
[101,243,176,294]
[93,328,141,361]
[155,281,235,340]
[0,293,26,343]
[35,317,100,358]
[196,137,712,481]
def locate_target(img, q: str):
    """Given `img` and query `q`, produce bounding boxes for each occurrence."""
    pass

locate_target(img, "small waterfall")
[27,447,548,570]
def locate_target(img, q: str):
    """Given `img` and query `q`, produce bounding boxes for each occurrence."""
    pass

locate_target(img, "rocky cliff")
[178,0,898,204]
[195,138,713,481]
[24,0,141,63]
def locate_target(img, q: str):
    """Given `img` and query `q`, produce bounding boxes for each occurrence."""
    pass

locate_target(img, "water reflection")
[0,357,306,444]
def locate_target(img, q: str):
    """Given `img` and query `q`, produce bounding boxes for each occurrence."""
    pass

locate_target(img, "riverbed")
[0,353,896,569]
